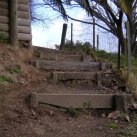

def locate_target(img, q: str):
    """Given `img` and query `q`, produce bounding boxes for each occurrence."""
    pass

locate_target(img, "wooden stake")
[71,23,73,46]
[60,23,67,50]
[93,18,95,51]
[10,0,18,46]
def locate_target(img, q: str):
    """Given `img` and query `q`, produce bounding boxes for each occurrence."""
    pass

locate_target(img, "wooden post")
[10,0,18,46]
[71,23,73,46]
[93,18,95,51]
[97,34,99,51]
[60,23,67,50]
[126,21,131,76]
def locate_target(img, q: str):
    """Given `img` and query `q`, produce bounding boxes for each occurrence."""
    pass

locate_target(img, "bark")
[117,39,121,70]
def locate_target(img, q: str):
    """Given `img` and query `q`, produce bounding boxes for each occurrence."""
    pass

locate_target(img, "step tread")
[33,60,106,71]
[31,93,131,109]
[53,71,102,81]
[33,46,80,55]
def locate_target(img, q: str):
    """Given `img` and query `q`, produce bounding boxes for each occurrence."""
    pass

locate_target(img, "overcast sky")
[31,2,118,52]
[31,3,87,47]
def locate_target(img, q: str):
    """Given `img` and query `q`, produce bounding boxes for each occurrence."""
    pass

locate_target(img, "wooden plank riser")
[29,93,132,110]
[35,60,102,71]
[34,46,80,55]
[52,72,100,82]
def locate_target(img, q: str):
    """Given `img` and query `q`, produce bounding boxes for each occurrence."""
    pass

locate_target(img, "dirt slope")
[0,44,134,137]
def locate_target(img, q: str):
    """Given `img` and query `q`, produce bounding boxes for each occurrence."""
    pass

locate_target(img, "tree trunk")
[117,39,121,70]
[117,10,125,55]
[119,28,126,55]
[126,21,132,76]
[127,16,136,56]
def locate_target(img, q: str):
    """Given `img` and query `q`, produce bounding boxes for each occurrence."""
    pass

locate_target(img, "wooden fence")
[0,0,32,46]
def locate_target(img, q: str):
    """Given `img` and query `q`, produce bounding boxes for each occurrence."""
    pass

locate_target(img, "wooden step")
[33,46,80,55]
[33,60,109,71]
[53,71,102,83]
[39,53,94,62]
[30,93,132,110]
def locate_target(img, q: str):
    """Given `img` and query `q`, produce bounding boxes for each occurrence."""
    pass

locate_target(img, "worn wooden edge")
[34,60,100,71]
[113,94,132,111]
[0,16,9,24]
[29,92,38,107]
[40,53,82,61]
[33,46,78,55]
[0,8,8,16]
[0,0,8,2]
[0,1,8,9]
[52,71,99,81]
[18,4,29,12]
[18,26,31,34]
[29,93,132,110]
[18,18,31,26]
[18,0,29,5]
[18,11,30,19]
[38,94,114,109]
[0,23,9,31]
[18,33,32,41]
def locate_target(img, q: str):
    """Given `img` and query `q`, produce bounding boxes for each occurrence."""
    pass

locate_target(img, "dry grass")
[120,69,137,97]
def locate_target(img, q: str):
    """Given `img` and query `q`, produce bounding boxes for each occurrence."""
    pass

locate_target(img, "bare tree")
[31,0,137,68]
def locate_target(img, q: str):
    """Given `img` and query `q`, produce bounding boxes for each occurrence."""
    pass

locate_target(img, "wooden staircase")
[31,46,131,110]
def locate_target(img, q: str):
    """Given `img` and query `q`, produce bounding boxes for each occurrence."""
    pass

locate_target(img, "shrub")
[6,65,21,74]
[0,76,14,83]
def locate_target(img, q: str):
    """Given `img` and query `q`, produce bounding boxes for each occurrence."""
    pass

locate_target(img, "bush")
[66,107,80,118]
[6,65,21,74]
[0,76,13,83]
[63,40,94,55]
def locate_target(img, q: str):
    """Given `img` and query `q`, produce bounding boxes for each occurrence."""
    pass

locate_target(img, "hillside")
[0,44,136,137]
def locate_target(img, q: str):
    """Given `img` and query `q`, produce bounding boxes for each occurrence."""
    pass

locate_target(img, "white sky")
[32,4,87,48]
[31,3,118,52]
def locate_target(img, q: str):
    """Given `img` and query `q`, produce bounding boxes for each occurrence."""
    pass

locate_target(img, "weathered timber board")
[34,46,79,55]
[0,16,9,24]
[0,23,9,32]
[38,94,114,109]
[18,0,29,5]
[18,33,32,41]
[18,18,31,26]
[40,53,82,61]
[35,60,102,71]
[18,4,29,12]
[0,8,8,16]
[18,11,30,19]
[0,1,8,9]
[18,26,31,34]
[53,71,99,81]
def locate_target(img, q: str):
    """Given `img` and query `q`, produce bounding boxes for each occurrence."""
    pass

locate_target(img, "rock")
[30,110,36,116]
[133,103,137,109]
[19,81,25,84]
[4,127,8,131]
[98,126,103,130]
[49,111,54,116]
[66,117,72,121]
[101,114,106,118]
[125,114,131,122]
[108,111,120,120]
[115,120,118,124]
